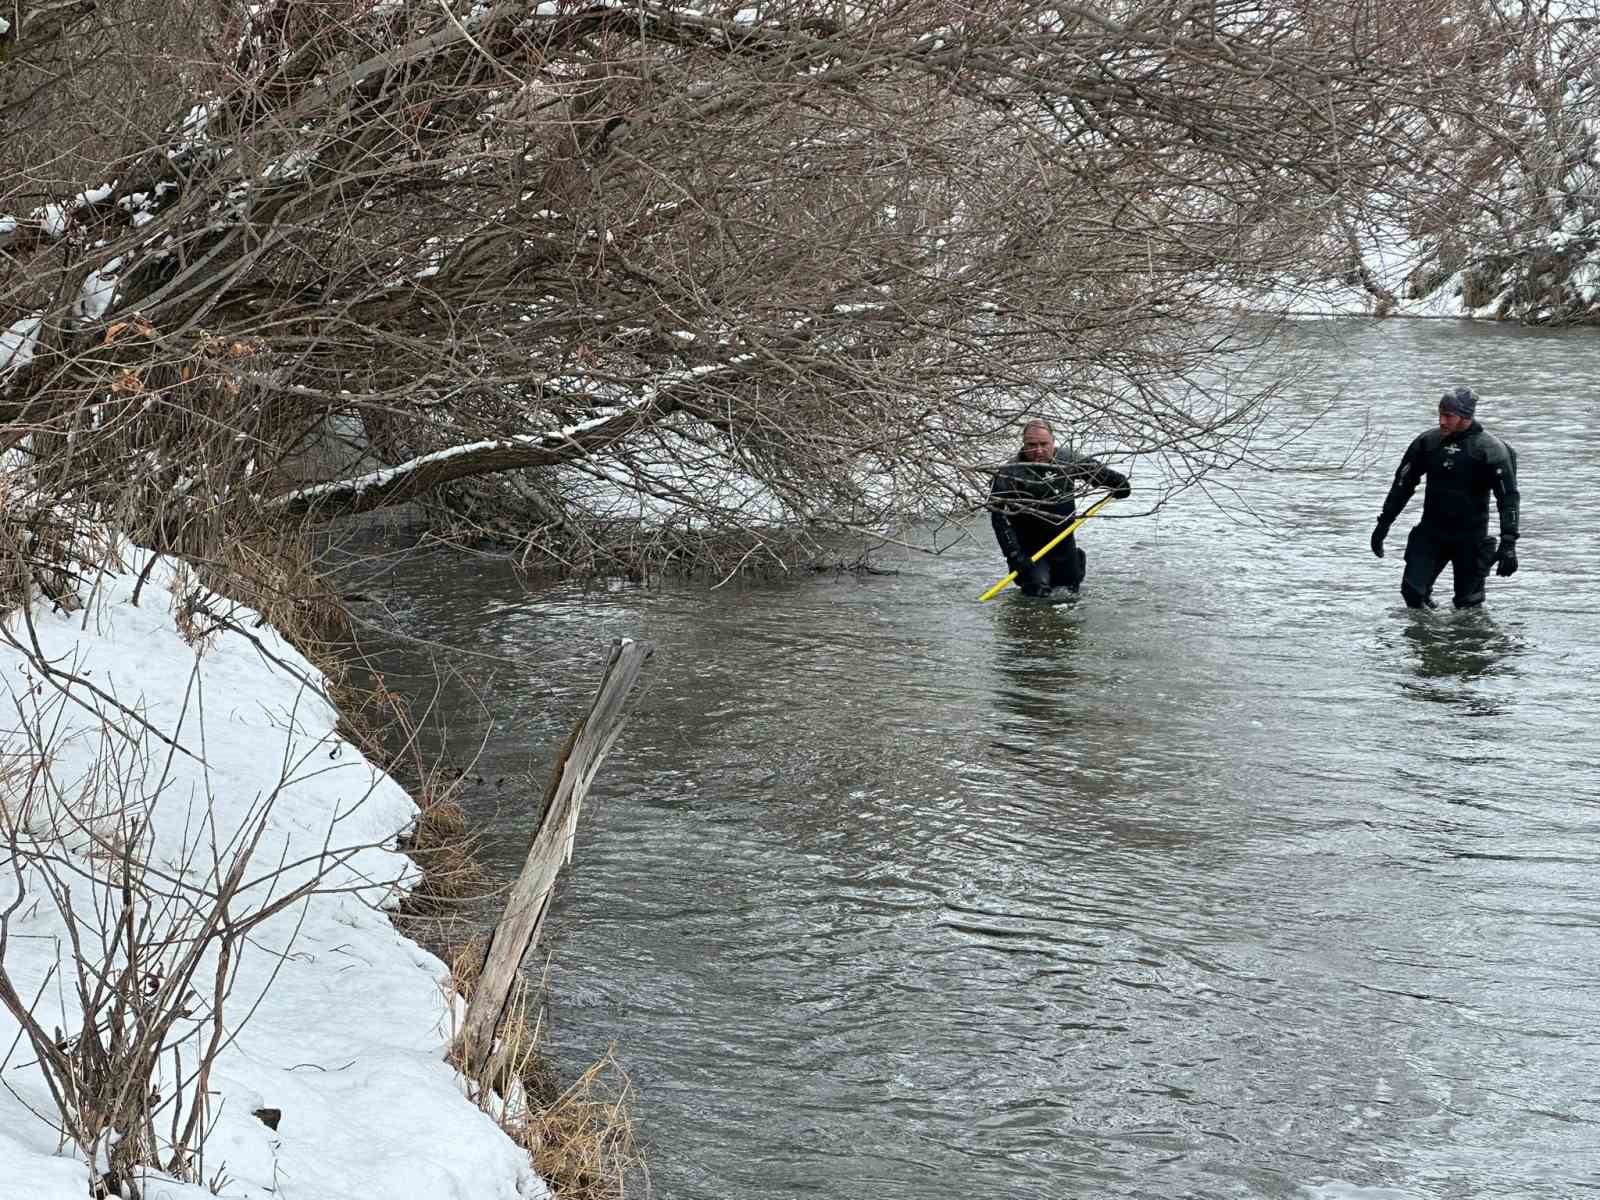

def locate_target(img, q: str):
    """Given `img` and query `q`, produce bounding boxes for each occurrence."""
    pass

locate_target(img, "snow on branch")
[269,360,750,517]
[0,317,43,386]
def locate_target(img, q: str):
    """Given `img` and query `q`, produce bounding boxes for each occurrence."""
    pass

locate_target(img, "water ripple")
[348,320,1600,1200]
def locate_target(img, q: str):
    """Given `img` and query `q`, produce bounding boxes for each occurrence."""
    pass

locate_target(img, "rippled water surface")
[348,321,1600,1199]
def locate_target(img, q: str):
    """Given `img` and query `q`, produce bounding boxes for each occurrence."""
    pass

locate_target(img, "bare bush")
[2,0,1516,578]
[0,649,401,1196]
[1341,0,1600,322]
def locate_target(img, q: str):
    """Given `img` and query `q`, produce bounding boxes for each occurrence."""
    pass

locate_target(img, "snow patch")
[0,542,551,1200]
[77,262,121,321]
[1,316,43,378]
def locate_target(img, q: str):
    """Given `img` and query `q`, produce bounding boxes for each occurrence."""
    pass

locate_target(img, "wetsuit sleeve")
[1062,451,1132,499]
[1490,442,1520,545]
[1377,435,1427,528]
[1089,461,1132,499]
[989,471,1025,562]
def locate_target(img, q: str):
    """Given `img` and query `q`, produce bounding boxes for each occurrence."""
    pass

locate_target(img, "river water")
[345,320,1600,1200]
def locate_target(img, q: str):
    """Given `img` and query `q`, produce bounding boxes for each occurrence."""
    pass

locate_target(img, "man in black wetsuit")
[1370,386,1520,609]
[989,418,1131,596]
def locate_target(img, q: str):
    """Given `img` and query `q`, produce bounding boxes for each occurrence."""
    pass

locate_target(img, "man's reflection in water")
[990,597,1087,740]
[1399,607,1524,713]
[986,600,1162,835]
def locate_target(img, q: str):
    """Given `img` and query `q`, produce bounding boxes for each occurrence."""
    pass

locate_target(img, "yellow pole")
[978,492,1116,603]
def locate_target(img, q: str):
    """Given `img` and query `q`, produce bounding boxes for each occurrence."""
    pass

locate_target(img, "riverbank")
[0,540,547,1199]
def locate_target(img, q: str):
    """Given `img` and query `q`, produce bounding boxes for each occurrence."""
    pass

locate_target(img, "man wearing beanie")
[1370,386,1520,608]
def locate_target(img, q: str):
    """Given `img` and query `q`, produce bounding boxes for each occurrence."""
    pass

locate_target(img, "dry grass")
[167,562,221,653]
[444,939,558,1102]
[512,1051,641,1200]
[182,528,493,915]
[396,777,491,917]
[310,627,492,922]
[0,752,32,831]
[201,529,352,667]
[443,939,640,1199]
[0,507,32,614]
[188,527,495,914]
[446,933,489,995]
[0,492,118,617]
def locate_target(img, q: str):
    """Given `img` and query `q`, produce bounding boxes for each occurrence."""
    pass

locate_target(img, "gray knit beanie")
[1439,386,1478,418]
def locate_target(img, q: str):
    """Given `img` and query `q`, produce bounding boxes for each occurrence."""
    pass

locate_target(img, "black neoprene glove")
[1496,544,1518,577]
[1112,480,1132,500]
[1370,521,1390,559]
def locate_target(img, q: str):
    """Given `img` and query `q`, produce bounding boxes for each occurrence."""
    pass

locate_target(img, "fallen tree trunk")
[455,636,654,1085]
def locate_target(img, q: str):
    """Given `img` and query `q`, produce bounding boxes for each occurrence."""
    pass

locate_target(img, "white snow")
[169,103,216,161]
[262,149,314,180]
[179,103,211,136]
[0,316,43,379]
[0,540,549,1200]
[77,259,122,321]
[13,181,124,248]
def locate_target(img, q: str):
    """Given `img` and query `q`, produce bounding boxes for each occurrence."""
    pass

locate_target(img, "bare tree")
[1,0,1527,574]
[1324,0,1600,323]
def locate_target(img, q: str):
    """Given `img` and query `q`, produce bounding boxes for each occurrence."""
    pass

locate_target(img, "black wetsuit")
[1376,422,1519,608]
[989,449,1130,595]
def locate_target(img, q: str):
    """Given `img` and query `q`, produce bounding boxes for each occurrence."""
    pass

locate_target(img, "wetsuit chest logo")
[1441,444,1461,469]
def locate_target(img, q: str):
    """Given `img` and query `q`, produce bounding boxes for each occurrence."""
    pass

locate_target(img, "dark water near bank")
[346,321,1600,1200]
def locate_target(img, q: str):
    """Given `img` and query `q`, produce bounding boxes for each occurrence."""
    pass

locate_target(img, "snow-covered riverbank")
[0,545,546,1199]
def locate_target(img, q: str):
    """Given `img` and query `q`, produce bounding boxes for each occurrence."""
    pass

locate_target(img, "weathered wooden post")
[455,636,653,1084]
